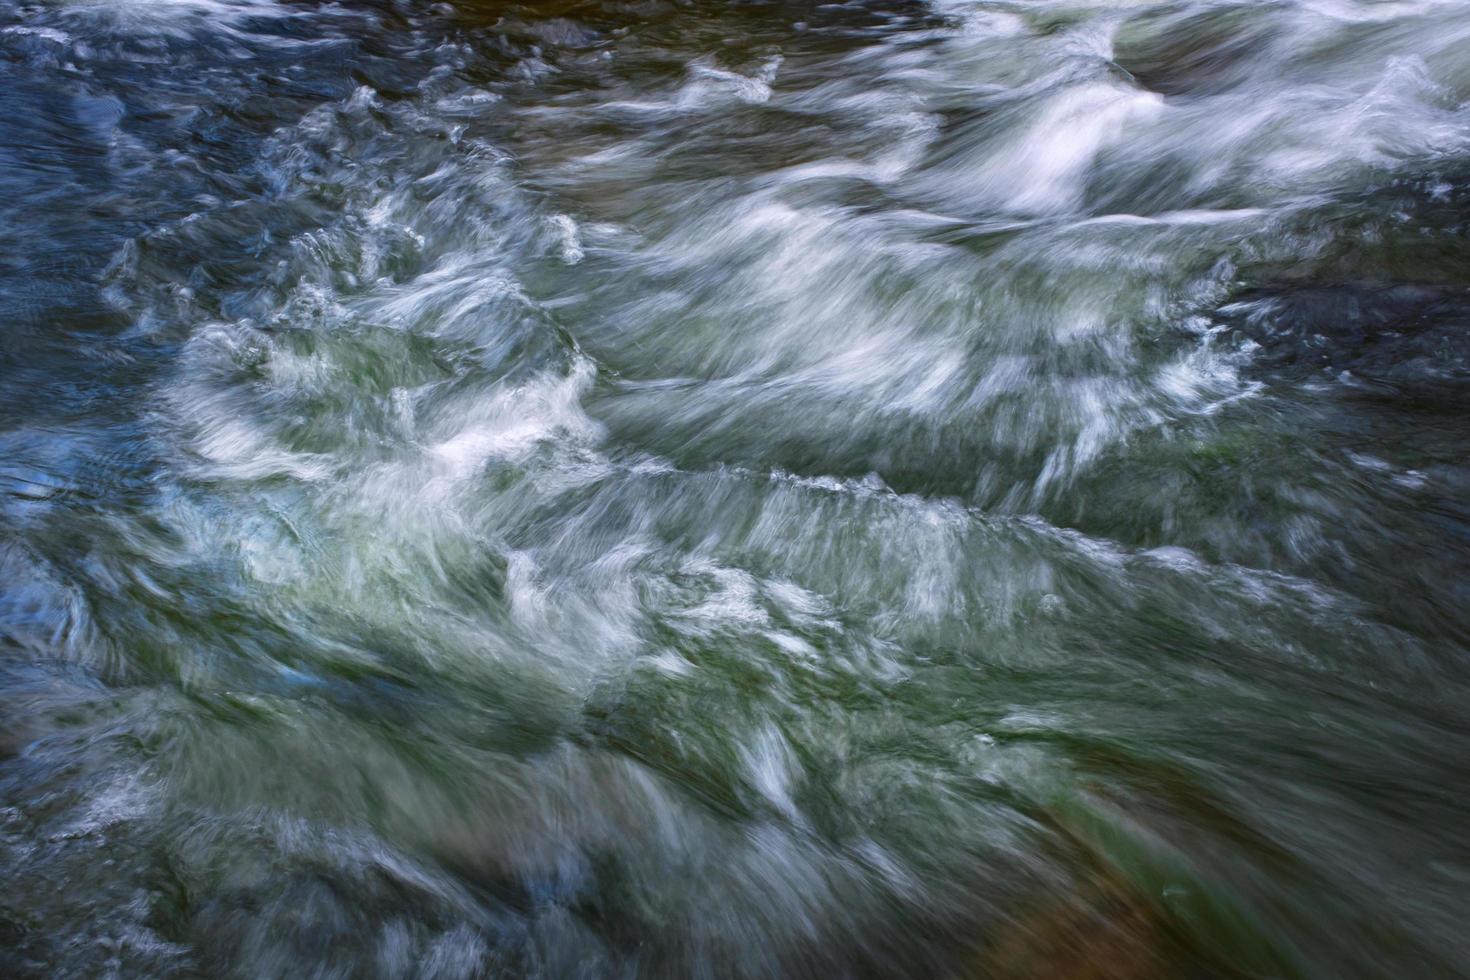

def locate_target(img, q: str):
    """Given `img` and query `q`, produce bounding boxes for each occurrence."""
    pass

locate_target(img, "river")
[2,0,1469,976]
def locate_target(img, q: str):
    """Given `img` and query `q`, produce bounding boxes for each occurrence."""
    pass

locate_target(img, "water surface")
[3,0,1470,975]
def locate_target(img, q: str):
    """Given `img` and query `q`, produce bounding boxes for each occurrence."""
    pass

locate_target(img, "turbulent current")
[3,0,1470,976]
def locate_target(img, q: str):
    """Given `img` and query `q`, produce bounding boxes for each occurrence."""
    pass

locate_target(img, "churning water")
[3,0,1470,975]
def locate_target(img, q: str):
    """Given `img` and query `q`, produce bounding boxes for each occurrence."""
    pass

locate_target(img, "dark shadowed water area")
[3,0,1470,976]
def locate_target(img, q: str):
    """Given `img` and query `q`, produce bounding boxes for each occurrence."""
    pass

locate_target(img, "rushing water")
[3,0,1470,975]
